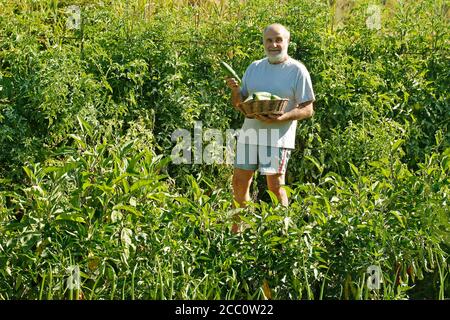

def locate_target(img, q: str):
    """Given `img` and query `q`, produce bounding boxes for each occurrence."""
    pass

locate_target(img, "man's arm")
[280,100,314,121]
[230,87,243,108]
[226,77,247,109]
[255,100,314,123]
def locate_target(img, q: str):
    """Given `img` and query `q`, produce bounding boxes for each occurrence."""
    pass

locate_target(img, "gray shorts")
[234,142,292,175]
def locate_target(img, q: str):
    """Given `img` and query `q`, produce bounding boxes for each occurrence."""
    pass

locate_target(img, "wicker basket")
[237,99,289,119]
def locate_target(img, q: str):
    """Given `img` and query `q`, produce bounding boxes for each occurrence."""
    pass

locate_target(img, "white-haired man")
[226,23,315,233]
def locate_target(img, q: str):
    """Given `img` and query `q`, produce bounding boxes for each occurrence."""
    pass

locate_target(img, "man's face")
[263,27,289,64]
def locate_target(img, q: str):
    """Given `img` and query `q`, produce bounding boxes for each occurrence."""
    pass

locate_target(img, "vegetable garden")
[0,0,449,299]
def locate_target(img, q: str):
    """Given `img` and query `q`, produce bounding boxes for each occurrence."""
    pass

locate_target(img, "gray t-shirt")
[238,57,315,149]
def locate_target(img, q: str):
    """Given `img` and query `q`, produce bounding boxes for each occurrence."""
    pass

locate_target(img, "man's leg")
[266,173,289,207]
[231,168,254,233]
[259,146,291,207]
[232,168,255,208]
[232,142,258,233]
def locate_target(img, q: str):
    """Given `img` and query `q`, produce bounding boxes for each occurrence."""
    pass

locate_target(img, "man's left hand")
[254,113,287,123]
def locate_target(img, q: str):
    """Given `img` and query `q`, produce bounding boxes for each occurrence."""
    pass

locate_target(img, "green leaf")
[22,166,35,181]
[41,166,60,175]
[390,210,405,228]
[269,236,287,244]
[114,204,142,216]
[368,161,383,169]
[323,197,332,215]
[0,178,12,185]
[119,140,135,158]
[281,185,294,198]
[239,215,255,228]
[112,173,135,186]
[121,228,133,247]
[130,179,154,192]
[348,162,359,176]
[391,139,404,152]
[305,155,324,174]
[77,116,93,136]
[68,134,86,149]
[265,215,283,223]
[55,213,86,223]
[267,190,279,205]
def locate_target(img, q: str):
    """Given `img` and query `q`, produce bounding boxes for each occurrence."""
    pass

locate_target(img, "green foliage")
[0,0,449,299]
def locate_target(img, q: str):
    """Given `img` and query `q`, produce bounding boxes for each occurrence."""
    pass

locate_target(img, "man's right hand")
[226,77,244,108]
[225,77,240,91]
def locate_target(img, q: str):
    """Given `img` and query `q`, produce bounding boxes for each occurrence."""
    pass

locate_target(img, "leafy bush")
[0,0,449,299]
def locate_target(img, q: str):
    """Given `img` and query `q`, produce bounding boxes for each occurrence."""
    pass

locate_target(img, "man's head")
[263,24,290,64]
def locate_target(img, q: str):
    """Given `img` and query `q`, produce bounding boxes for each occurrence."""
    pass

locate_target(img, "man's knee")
[266,174,285,192]
[266,174,289,206]
[232,169,253,190]
[268,185,286,197]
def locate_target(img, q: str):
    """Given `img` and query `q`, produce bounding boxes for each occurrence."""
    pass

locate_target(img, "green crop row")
[0,0,449,299]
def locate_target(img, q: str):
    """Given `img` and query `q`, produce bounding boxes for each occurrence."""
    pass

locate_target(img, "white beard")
[265,46,289,64]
